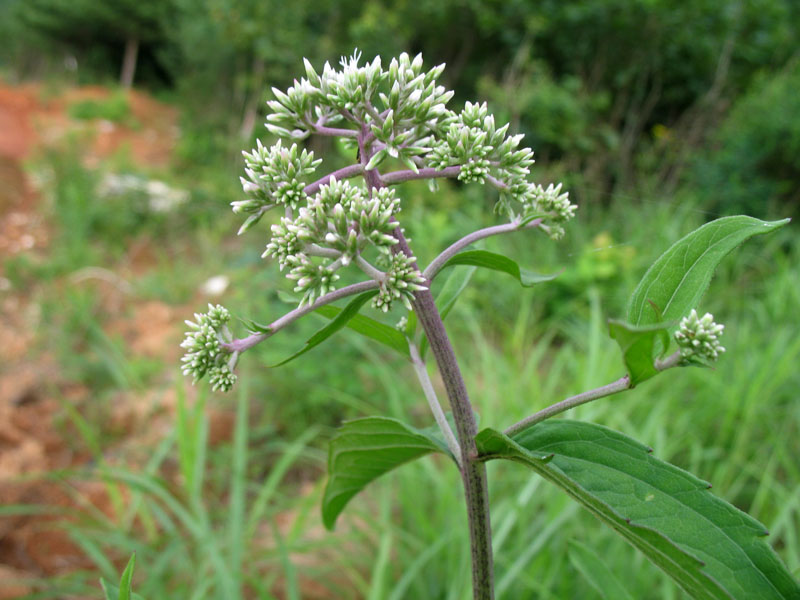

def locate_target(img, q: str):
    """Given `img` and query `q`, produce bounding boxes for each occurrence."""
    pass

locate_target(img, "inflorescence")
[181,304,238,392]
[183,50,580,391]
[674,309,726,363]
[374,253,427,312]
[236,50,578,307]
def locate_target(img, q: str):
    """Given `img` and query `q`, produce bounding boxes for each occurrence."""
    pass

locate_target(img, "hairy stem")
[381,165,462,185]
[423,219,544,280]
[395,216,494,600]
[504,351,684,437]
[361,130,494,599]
[222,280,379,353]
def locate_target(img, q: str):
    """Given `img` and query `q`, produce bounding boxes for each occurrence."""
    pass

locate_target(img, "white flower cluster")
[674,309,726,363]
[233,140,322,234]
[259,51,576,235]
[181,304,238,392]
[427,102,528,185]
[374,253,427,312]
[423,101,576,232]
[229,50,577,319]
[263,178,406,306]
[285,258,339,306]
[523,183,576,240]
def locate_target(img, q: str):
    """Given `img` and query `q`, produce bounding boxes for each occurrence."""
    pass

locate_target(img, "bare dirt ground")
[0,81,186,597]
[0,81,336,600]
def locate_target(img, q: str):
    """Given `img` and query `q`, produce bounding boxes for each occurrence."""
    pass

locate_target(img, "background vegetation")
[0,0,797,598]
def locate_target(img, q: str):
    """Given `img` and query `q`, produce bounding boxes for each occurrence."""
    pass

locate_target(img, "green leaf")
[481,421,800,600]
[365,148,387,170]
[441,250,559,287]
[100,553,143,600]
[237,212,265,236]
[518,212,548,227]
[608,319,673,385]
[100,579,116,600]
[322,416,447,530]
[239,318,272,335]
[435,262,477,320]
[272,291,377,366]
[276,289,297,304]
[568,540,636,600]
[474,428,553,464]
[628,216,789,326]
[315,303,409,357]
[404,308,418,338]
[117,554,136,600]
[100,583,145,600]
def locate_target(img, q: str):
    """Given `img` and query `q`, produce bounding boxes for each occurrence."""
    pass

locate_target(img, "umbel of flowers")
[182,50,581,391]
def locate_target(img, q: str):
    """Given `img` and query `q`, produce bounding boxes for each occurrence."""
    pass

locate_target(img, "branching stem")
[382,165,462,185]
[311,123,358,138]
[408,341,462,467]
[423,220,543,280]
[485,174,509,190]
[504,351,684,437]
[383,208,494,600]
[304,164,364,196]
[357,127,494,598]
[306,244,341,259]
[222,280,379,354]
[355,255,385,281]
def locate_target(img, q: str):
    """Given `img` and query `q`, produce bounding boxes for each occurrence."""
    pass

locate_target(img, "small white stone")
[200,275,230,297]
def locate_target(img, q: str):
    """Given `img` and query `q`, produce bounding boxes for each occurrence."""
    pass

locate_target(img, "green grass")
[68,91,134,125]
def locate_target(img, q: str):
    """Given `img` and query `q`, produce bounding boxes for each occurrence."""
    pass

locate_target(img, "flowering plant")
[180,51,797,599]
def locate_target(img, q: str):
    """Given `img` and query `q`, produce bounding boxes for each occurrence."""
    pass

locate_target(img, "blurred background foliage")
[0,0,797,598]
[4,0,799,215]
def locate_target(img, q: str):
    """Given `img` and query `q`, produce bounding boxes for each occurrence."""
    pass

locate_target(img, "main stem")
[359,131,494,599]
[406,254,495,599]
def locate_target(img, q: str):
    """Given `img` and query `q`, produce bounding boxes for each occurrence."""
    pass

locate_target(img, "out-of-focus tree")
[8,0,798,214]
[168,0,342,138]
[169,0,318,139]
[17,0,173,87]
[690,59,800,217]
[457,0,800,202]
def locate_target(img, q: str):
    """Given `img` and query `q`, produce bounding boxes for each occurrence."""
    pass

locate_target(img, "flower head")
[675,309,726,363]
[373,253,427,312]
[181,304,238,391]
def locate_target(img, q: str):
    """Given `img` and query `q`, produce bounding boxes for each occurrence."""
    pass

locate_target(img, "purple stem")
[382,165,462,185]
[311,124,358,138]
[359,129,495,599]
[504,351,684,437]
[222,280,380,354]
[304,164,364,195]
[423,219,543,280]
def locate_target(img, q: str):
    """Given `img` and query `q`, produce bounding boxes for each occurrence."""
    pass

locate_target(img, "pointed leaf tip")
[628,216,788,327]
